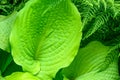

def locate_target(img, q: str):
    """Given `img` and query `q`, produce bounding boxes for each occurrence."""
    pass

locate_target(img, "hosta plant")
[0,0,120,80]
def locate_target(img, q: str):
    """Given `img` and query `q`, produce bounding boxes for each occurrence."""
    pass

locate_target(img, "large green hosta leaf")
[62,41,119,80]
[0,12,17,52]
[10,0,82,79]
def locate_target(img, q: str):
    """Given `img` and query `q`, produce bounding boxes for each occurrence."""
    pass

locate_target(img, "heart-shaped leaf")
[10,0,82,79]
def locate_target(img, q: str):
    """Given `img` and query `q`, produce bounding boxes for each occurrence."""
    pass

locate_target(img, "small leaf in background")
[53,69,63,80]
[0,49,12,74]
[0,12,17,52]
[2,60,22,77]
[62,41,119,80]
[0,49,22,77]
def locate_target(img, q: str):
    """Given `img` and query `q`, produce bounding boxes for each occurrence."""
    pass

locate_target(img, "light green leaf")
[62,41,119,80]
[4,72,39,80]
[10,0,82,79]
[0,12,17,52]
[0,76,5,80]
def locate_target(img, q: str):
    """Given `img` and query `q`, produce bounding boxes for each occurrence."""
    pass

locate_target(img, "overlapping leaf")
[62,41,119,80]
[0,12,17,52]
